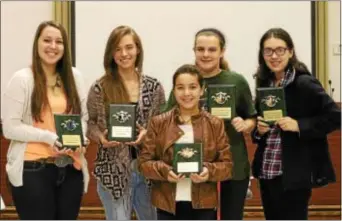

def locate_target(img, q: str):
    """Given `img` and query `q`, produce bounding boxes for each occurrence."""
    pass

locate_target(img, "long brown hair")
[194,28,230,71]
[100,25,144,115]
[31,21,81,122]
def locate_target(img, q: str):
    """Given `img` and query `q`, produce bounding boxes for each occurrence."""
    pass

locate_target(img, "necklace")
[179,115,192,124]
[47,75,62,94]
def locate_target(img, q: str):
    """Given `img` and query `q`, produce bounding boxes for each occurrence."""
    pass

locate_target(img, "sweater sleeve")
[150,82,166,117]
[296,76,341,139]
[160,90,177,113]
[237,74,257,119]
[86,82,104,144]
[2,70,57,146]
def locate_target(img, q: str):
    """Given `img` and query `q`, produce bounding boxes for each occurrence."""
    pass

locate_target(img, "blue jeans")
[97,171,156,220]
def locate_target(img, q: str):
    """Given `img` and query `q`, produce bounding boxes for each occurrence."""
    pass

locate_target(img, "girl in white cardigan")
[2,21,89,220]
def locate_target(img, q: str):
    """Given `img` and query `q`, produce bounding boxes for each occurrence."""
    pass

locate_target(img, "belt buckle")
[54,155,73,168]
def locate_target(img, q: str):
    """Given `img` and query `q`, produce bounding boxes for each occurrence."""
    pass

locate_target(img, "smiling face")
[194,35,224,76]
[113,34,140,72]
[263,37,293,75]
[37,25,64,67]
[173,73,204,112]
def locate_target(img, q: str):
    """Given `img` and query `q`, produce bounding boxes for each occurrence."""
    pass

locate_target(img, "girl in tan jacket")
[139,64,233,219]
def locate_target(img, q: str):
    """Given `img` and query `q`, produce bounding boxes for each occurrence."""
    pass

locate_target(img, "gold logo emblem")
[261,95,281,107]
[211,92,230,105]
[177,147,198,158]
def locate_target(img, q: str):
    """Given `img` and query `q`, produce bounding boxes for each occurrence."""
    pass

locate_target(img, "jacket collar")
[172,106,203,125]
[162,107,204,155]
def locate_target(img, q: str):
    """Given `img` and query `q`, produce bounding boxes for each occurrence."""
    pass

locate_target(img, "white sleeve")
[2,71,57,146]
[73,67,89,144]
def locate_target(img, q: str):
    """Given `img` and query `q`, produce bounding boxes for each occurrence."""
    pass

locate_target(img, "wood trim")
[53,2,73,64]
[70,2,75,66]
[313,1,329,89]
[0,205,340,220]
[311,2,316,78]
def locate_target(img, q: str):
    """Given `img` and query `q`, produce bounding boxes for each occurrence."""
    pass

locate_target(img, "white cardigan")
[2,67,90,193]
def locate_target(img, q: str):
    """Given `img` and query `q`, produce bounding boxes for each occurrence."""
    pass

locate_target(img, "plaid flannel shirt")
[259,68,295,179]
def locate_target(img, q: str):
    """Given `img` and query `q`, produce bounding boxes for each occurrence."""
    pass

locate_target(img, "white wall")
[75,1,312,98]
[327,1,341,102]
[1,1,52,104]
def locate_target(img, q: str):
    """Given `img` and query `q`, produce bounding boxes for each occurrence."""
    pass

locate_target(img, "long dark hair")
[254,28,309,88]
[31,21,81,122]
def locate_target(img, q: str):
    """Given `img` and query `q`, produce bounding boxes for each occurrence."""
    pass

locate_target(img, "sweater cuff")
[40,130,58,147]
[253,130,262,140]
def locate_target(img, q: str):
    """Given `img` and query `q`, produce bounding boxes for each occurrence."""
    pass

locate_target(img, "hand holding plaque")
[173,143,203,176]
[54,114,84,150]
[99,129,121,148]
[277,116,299,132]
[256,116,271,135]
[256,87,287,124]
[108,104,137,142]
[167,170,185,183]
[190,166,209,183]
[207,84,236,120]
[124,123,146,146]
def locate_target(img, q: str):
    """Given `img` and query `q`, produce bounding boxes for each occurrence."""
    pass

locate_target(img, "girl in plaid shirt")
[252,28,340,220]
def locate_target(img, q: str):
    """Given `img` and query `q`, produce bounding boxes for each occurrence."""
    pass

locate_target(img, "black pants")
[259,176,311,220]
[11,161,84,220]
[220,177,249,220]
[157,201,216,220]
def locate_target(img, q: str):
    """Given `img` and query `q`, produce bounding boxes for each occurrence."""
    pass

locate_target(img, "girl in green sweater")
[163,28,257,220]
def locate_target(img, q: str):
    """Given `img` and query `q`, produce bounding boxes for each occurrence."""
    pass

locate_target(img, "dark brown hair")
[194,28,230,71]
[172,64,204,89]
[31,20,81,122]
[254,28,309,88]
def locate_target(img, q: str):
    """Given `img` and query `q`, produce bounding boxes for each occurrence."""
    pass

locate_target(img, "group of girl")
[2,20,340,220]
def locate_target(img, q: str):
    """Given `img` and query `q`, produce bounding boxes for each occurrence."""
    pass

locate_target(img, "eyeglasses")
[263,47,288,56]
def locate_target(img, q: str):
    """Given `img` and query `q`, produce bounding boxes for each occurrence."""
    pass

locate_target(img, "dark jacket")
[138,108,233,214]
[252,71,340,190]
